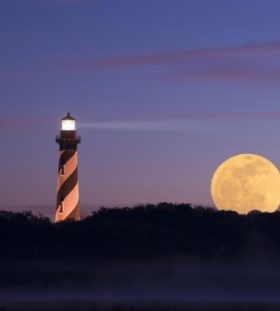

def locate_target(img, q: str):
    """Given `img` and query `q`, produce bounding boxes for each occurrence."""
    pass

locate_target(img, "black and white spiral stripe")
[55,150,80,222]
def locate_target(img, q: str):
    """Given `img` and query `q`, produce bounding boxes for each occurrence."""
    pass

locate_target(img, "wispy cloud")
[3,42,280,83]
[19,0,96,4]
[63,42,280,69]
[0,72,58,80]
[60,42,280,83]
[92,42,280,67]
[0,116,53,134]
[167,65,280,83]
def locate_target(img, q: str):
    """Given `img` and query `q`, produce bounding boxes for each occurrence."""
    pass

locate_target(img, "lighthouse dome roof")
[62,112,76,121]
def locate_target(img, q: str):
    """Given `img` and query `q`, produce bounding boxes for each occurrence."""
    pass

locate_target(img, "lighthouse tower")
[55,113,81,222]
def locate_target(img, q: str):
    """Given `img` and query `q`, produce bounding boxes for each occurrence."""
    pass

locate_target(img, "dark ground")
[3,302,280,311]
[1,259,280,310]
[1,204,280,310]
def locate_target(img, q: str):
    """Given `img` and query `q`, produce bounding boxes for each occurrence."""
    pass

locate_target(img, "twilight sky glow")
[2,0,280,217]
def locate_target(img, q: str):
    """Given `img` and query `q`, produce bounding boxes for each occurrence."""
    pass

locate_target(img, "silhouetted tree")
[0,204,280,261]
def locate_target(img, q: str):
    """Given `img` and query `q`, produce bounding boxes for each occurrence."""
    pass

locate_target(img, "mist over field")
[2,259,280,310]
[1,203,280,310]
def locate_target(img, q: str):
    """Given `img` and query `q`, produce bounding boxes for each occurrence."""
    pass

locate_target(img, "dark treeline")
[1,203,280,261]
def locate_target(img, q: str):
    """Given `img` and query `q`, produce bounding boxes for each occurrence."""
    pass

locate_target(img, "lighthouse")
[55,113,81,222]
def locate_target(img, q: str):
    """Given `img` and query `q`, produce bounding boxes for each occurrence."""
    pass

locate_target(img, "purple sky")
[2,0,280,217]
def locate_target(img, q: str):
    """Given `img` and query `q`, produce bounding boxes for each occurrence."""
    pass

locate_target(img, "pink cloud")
[67,42,280,69]
[0,116,54,134]
[167,65,280,83]
[60,42,280,83]
[20,0,95,3]
[3,42,280,83]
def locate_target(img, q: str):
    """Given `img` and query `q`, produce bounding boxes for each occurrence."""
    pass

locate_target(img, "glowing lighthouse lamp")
[62,117,76,131]
[55,113,81,222]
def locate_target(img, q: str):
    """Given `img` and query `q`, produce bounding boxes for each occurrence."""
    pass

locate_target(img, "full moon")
[211,154,280,214]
